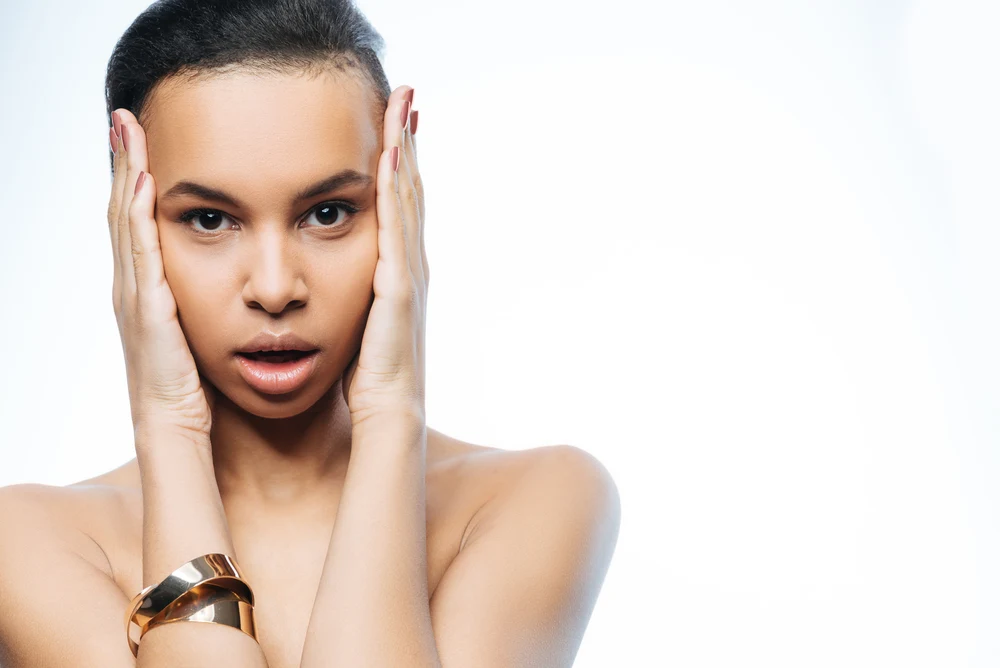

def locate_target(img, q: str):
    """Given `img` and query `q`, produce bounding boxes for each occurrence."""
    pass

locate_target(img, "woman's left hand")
[342,85,427,427]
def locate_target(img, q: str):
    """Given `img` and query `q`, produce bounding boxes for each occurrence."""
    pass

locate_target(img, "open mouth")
[237,350,317,363]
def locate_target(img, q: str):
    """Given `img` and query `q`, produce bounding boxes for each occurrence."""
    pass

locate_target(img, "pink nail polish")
[112,111,121,141]
[122,124,130,152]
[400,100,411,131]
[109,126,118,154]
[391,146,400,173]
[410,109,418,136]
[404,88,415,105]
[134,171,146,195]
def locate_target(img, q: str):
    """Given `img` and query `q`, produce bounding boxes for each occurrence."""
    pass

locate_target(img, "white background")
[1,1,997,666]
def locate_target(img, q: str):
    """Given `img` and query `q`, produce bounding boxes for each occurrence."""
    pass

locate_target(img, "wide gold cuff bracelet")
[139,582,257,649]
[124,553,256,657]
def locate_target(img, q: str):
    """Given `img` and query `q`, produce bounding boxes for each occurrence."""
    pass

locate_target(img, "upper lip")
[236,331,319,354]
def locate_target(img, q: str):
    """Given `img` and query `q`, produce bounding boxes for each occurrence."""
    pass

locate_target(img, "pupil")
[315,205,339,226]
[198,212,222,230]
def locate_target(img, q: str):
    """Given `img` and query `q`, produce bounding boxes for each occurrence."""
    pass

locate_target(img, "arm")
[298,439,620,668]
[428,445,621,667]
[300,86,619,664]
[298,414,438,667]
[110,108,268,666]
[0,439,270,668]
[2,108,275,667]
[298,83,438,666]
[0,484,137,667]
[130,430,270,667]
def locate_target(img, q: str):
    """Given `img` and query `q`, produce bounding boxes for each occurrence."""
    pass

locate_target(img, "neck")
[208,378,354,509]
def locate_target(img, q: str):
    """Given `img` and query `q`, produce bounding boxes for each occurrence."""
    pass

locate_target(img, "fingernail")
[404,87,415,105]
[400,100,411,131]
[112,111,121,141]
[109,126,118,155]
[410,109,418,136]
[134,171,146,195]
[122,123,130,152]
[391,146,400,173]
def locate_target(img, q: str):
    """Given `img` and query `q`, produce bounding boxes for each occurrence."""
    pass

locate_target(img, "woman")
[0,1,620,666]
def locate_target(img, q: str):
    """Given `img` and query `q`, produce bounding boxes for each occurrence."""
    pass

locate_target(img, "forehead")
[143,70,381,201]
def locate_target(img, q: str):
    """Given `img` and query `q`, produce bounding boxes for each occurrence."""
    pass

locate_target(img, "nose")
[241,232,309,315]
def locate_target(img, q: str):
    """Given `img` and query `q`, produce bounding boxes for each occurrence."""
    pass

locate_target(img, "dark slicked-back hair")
[104,0,391,176]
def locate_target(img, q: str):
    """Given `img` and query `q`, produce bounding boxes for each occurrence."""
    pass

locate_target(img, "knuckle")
[131,233,146,262]
[402,186,418,207]
[127,192,139,218]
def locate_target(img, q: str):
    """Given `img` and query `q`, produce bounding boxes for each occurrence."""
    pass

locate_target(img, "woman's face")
[142,70,383,418]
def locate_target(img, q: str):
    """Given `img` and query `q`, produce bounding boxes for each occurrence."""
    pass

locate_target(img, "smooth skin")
[0,68,620,668]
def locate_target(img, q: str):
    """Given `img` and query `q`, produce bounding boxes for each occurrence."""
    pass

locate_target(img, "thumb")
[201,373,218,414]
[341,350,358,409]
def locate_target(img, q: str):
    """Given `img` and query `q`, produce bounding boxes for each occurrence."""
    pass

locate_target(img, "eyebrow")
[159,169,375,208]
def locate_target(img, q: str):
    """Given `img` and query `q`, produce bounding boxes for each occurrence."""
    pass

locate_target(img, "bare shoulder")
[0,479,136,666]
[461,441,621,546]
[426,428,620,556]
[0,481,116,577]
[0,460,142,582]
[426,438,621,667]
[427,429,619,543]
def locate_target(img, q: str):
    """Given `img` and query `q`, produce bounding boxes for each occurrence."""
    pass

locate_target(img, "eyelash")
[176,200,361,236]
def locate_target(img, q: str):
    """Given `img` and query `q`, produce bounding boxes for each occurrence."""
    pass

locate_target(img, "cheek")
[156,227,230,356]
[313,227,379,352]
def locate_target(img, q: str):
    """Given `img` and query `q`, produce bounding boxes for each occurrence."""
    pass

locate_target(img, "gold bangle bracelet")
[139,583,257,650]
[124,553,256,657]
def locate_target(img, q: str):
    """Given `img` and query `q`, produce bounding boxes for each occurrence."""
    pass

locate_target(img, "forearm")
[133,429,269,668]
[299,414,441,667]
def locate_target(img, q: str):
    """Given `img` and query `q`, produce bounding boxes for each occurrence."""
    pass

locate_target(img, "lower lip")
[235,351,319,395]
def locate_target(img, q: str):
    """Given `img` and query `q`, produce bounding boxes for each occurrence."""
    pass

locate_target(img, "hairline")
[137,58,384,137]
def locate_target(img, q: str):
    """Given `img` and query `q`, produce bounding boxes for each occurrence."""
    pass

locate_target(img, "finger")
[397,103,426,389]
[383,86,420,283]
[409,109,419,176]
[398,103,424,283]
[201,374,218,415]
[108,112,126,318]
[395,92,425,288]
[406,108,420,172]
[341,348,359,408]
[110,111,130,249]
[406,107,428,287]
[128,169,169,319]
[375,143,410,291]
[115,111,151,302]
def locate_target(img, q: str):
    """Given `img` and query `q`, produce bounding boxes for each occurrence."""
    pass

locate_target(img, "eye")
[177,201,361,236]
[176,208,235,234]
[302,201,360,229]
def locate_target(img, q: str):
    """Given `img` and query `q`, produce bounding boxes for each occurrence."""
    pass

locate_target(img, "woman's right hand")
[108,109,215,444]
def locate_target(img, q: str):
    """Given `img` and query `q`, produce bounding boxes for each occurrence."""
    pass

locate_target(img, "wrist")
[350,407,426,444]
[350,400,425,432]
[134,423,213,460]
